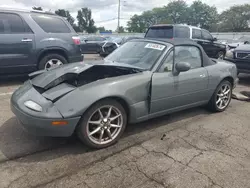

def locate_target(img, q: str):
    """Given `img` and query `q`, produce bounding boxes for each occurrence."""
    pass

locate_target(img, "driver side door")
[150,45,209,116]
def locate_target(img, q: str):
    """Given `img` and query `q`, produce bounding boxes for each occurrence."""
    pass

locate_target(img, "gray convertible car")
[11,38,238,149]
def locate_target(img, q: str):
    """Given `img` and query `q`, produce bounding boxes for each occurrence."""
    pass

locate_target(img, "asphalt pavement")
[0,58,250,188]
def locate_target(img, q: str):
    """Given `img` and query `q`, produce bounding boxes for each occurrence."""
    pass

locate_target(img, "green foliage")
[55,9,75,26]
[77,8,97,33]
[218,4,250,32]
[117,26,125,33]
[187,0,218,30]
[126,0,250,32]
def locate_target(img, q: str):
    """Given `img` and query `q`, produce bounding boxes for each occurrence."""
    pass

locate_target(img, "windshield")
[105,41,166,70]
[145,26,174,38]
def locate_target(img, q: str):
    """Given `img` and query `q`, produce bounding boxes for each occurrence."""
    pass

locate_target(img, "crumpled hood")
[30,60,144,90]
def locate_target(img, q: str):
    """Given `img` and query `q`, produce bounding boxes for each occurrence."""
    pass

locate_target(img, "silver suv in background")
[0,8,83,75]
[145,24,227,59]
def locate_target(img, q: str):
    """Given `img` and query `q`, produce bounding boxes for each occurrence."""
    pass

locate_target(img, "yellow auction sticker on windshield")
[145,43,165,51]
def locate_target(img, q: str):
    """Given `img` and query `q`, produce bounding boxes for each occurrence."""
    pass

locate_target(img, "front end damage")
[31,62,143,102]
[10,62,143,137]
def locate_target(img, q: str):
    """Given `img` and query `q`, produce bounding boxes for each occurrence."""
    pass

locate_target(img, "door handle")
[21,38,32,42]
[200,74,206,78]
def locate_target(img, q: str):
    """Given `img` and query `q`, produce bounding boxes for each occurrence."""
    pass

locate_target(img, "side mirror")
[212,37,217,41]
[175,62,191,72]
[84,39,88,42]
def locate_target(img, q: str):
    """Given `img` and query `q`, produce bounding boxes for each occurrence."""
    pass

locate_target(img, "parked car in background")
[80,35,108,54]
[145,24,227,59]
[11,38,237,149]
[224,43,250,75]
[226,36,250,50]
[0,8,83,76]
[99,36,143,57]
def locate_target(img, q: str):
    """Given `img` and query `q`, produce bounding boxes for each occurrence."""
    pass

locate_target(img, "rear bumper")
[11,101,81,137]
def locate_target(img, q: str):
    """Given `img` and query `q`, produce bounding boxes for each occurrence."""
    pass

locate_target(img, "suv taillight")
[72,36,81,45]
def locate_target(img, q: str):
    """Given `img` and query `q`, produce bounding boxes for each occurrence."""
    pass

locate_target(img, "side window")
[174,46,202,69]
[201,30,213,41]
[174,26,190,38]
[31,14,71,33]
[0,13,26,33]
[159,51,174,72]
[192,28,202,39]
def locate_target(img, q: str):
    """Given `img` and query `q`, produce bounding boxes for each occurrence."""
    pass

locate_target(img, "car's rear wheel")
[207,80,232,112]
[38,54,68,70]
[77,99,127,149]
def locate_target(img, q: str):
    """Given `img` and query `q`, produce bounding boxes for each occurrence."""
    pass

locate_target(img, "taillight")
[72,36,81,45]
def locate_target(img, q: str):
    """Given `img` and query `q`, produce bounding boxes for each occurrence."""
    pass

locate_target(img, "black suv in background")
[0,8,83,75]
[145,24,226,59]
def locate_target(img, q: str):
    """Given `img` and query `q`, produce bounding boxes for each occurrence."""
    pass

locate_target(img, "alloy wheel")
[216,83,231,110]
[86,105,123,145]
[45,59,63,69]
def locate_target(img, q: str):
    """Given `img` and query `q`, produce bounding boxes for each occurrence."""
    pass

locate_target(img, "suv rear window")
[145,26,173,38]
[145,26,190,39]
[31,14,71,33]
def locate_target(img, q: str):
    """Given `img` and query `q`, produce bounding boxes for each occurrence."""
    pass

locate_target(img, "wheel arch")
[37,48,69,65]
[221,76,234,86]
[81,96,131,123]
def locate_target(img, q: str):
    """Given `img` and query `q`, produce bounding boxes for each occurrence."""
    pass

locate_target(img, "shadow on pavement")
[0,107,210,163]
[238,73,250,87]
[0,75,27,87]
[0,117,71,161]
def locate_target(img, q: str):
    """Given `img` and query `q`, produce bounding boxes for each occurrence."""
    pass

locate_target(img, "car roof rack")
[0,7,55,15]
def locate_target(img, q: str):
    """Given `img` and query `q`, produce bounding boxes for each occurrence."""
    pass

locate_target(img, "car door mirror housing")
[175,62,191,72]
[212,37,217,42]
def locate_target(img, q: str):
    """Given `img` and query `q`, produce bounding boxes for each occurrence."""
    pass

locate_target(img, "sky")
[0,0,249,30]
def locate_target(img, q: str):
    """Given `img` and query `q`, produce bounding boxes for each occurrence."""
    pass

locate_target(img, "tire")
[76,99,127,149]
[38,53,68,70]
[217,51,225,59]
[207,80,232,112]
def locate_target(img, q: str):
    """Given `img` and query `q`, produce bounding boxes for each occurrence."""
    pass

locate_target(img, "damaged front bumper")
[10,81,81,137]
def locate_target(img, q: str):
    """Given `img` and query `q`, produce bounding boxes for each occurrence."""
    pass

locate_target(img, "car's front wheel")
[77,99,127,149]
[207,80,232,112]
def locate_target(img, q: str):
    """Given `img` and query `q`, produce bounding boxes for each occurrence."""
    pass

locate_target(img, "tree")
[126,0,188,32]
[126,1,250,32]
[73,24,81,32]
[218,4,250,32]
[165,0,189,24]
[97,27,106,32]
[117,26,125,33]
[127,14,147,33]
[32,7,43,11]
[55,9,75,26]
[188,0,218,30]
[77,8,97,33]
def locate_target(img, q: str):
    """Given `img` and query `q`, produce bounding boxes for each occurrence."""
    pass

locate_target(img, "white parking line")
[0,92,13,96]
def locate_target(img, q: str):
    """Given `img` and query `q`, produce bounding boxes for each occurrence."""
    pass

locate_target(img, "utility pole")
[117,0,121,33]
